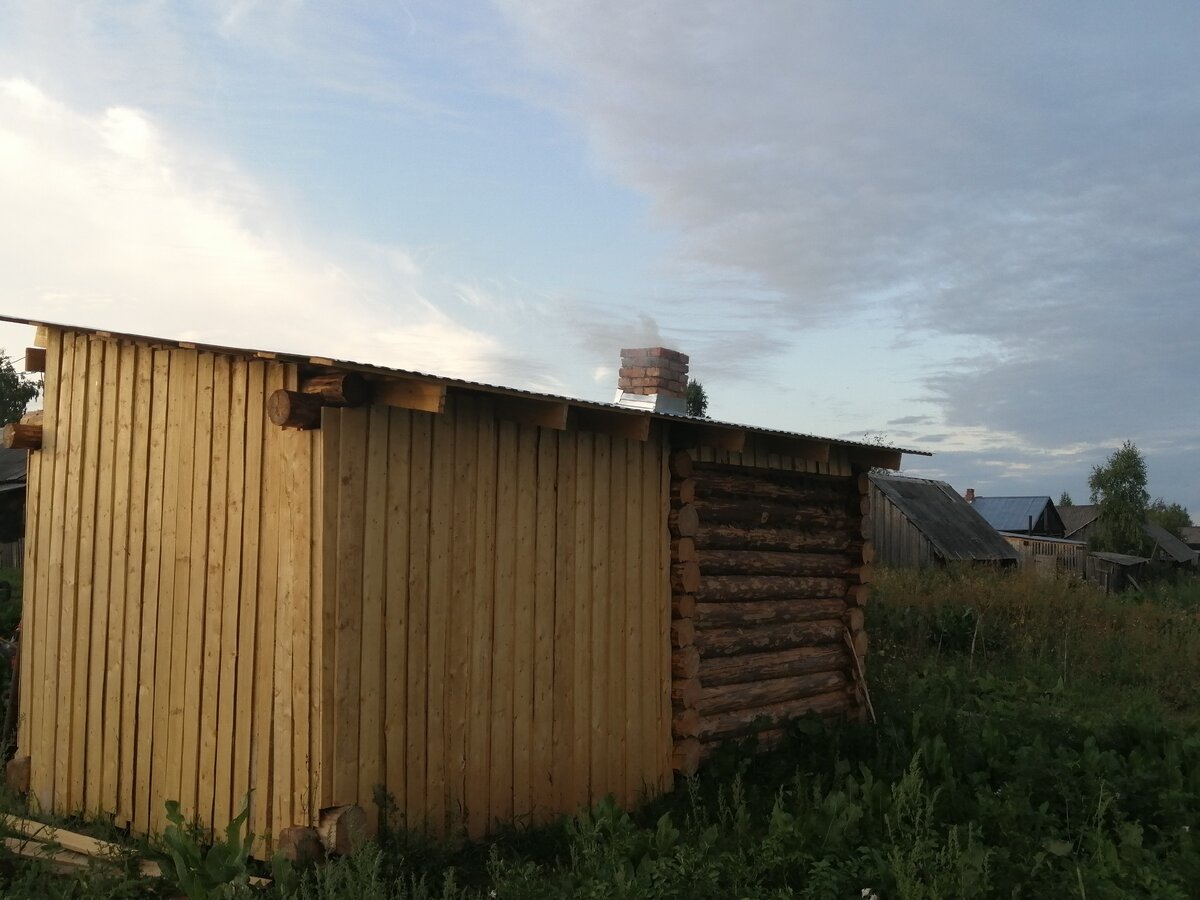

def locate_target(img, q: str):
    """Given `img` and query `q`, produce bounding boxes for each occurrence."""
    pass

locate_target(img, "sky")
[1,1,1197,512]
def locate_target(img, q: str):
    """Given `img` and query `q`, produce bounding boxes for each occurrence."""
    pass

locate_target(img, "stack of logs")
[669,450,873,775]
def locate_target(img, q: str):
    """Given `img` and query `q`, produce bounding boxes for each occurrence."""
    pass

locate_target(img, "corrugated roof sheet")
[969,496,1063,535]
[870,473,1020,562]
[0,448,26,485]
[0,315,930,460]
[1142,520,1199,564]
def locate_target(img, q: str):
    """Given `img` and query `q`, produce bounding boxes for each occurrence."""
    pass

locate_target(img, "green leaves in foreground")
[162,794,255,899]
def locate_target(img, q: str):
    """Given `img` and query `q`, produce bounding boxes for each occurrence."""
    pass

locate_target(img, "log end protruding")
[24,347,45,373]
[672,738,701,776]
[669,504,700,537]
[2,423,41,450]
[301,372,367,407]
[668,448,695,478]
[267,389,323,430]
[318,805,368,856]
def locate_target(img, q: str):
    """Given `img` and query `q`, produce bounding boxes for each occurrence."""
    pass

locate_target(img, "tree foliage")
[1057,491,1073,507]
[1146,497,1191,539]
[685,380,709,418]
[0,351,40,426]
[1087,441,1150,555]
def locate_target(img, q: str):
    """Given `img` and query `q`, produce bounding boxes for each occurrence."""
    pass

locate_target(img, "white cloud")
[0,78,507,379]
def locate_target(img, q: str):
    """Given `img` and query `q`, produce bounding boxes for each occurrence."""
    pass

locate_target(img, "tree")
[1058,491,1074,507]
[0,351,39,426]
[685,380,709,418]
[1146,497,1191,539]
[1087,441,1150,555]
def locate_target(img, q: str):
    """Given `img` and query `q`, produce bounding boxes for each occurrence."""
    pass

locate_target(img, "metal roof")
[969,496,1064,535]
[1,314,929,462]
[1142,520,1199,564]
[0,448,25,485]
[870,473,1020,562]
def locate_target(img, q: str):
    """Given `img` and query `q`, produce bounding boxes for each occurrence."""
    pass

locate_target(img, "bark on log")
[671,537,697,562]
[267,389,323,429]
[301,372,367,407]
[671,678,703,709]
[695,619,843,657]
[671,561,701,593]
[672,593,696,620]
[672,738,701,775]
[695,524,861,554]
[693,472,857,505]
[669,504,700,537]
[318,805,367,856]
[696,669,850,716]
[699,645,848,687]
[693,498,857,529]
[696,550,858,577]
[672,646,700,679]
[843,607,865,632]
[671,477,696,504]
[694,461,857,492]
[846,585,870,607]
[672,706,701,739]
[695,598,845,629]
[694,575,848,603]
[24,347,45,373]
[2,423,41,450]
[697,688,855,741]
[670,619,695,649]
[668,449,694,478]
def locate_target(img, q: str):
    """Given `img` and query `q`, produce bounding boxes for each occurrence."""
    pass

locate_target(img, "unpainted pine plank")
[306,422,325,824]
[100,342,132,818]
[405,412,433,825]
[291,427,315,828]
[357,405,389,831]
[27,329,63,807]
[530,429,557,821]
[571,431,594,809]
[606,439,628,805]
[214,360,248,830]
[17,373,41,761]
[623,441,645,804]
[425,407,456,830]
[489,419,517,827]
[589,434,611,798]
[383,409,411,821]
[446,397,477,830]
[154,347,197,835]
[119,344,152,825]
[198,356,231,827]
[331,407,368,807]
[271,406,298,839]
[317,410,340,812]
[551,432,576,814]
[179,353,214,823]
[71,335,105,812]
[253,363,285,847]
[464,403,495,836]
[231,361,265,828]
[647,442,672,791]
[134,349,170,832]
[511,423,537,821]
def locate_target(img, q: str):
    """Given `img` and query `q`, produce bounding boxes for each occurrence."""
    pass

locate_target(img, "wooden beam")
[491,395,570,430]
[371,377,446,414]
[301,372,367,407]
[24,347,45,373]
[3,423,41,450]
[266,389,323,429]
[670,421,747,452]
[570,407,651,441]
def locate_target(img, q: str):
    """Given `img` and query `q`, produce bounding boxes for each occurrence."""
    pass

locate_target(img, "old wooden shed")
[5,318,916,854]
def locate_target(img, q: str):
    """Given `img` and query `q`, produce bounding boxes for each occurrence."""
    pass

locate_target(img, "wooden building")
[999,534,1088,578]
[4,318,916,855]
[868,473,1018,568]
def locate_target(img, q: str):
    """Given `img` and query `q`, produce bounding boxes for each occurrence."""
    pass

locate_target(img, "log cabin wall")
[670,440,872,771]
[18,328,322,855]
[318,394,672,838]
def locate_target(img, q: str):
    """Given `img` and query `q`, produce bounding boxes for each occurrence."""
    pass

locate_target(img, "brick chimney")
[614,347,689,415]
[965,488,975,502]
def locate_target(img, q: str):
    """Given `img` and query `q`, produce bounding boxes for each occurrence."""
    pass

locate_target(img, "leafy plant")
[160,795,256,899]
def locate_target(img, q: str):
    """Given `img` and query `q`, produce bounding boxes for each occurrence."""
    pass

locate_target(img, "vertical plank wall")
[19,330,321,853]
[321,395,673,836]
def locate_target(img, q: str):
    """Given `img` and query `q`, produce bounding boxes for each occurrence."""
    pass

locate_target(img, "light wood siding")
[19,331,321,854]
[321,395,672,835]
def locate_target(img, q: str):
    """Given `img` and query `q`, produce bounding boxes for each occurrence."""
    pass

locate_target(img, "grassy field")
[1,566,1198,898]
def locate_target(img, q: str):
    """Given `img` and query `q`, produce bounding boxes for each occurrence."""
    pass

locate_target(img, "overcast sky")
[2,1,1197,512]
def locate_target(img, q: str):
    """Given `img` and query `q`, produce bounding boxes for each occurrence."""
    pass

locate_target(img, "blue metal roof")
[969,496,1062,534]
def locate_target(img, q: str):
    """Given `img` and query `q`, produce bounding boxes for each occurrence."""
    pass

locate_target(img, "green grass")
[2,566,1199,897]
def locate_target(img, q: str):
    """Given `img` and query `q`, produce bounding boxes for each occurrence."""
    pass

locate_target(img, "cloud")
[0,78,512,380]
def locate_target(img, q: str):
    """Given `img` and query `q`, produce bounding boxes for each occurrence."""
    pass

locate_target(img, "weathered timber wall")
[869,480,937,567]
[320,395,672,837]
[19,329,321,854]
[670,449,870,771]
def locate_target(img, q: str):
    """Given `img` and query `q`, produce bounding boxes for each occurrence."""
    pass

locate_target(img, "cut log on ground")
[318,805,368,856]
